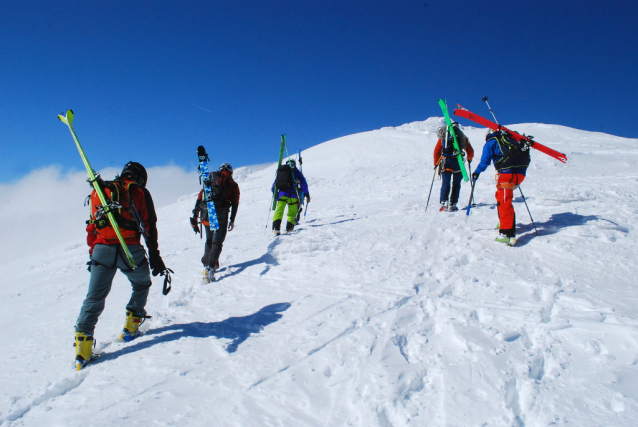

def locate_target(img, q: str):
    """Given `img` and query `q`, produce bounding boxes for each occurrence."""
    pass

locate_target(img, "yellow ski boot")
[203,267,215,283]
[74,332,95,371]
[119,311,144,342]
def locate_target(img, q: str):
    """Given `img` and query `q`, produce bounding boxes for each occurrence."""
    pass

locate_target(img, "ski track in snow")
[1,117,638,426]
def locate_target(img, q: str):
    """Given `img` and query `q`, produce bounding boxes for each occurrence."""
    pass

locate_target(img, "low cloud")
[0,165,200,266]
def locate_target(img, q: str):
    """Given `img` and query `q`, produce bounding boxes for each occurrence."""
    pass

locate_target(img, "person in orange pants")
[472,130,531,246]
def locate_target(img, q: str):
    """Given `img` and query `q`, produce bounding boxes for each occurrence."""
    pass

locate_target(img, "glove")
[228,221,235,231]
[189,216,199,233]
[149,250,166,277]
[472,172,480,181]
[305,194,311,203]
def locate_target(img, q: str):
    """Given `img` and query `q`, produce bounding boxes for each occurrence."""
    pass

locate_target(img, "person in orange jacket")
[433,122,474,211]
[190,162,240,282]
[75,161,168,369]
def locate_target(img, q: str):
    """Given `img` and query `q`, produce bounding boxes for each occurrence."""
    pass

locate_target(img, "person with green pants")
[272,159,310,235]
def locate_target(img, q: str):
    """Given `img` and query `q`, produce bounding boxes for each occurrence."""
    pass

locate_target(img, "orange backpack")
[87,180,141,243]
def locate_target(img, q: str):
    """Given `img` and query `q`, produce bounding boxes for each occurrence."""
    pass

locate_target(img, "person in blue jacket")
[472,129,531,246]
[272,159,310,235]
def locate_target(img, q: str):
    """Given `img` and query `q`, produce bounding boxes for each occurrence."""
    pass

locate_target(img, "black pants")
[201,206,229,268]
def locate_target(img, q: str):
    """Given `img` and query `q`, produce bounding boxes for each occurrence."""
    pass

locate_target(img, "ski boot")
[119,311,145,342]
[449,204,458,212]
[74,332,95,371]
[203,266,215,283]
[495,234,517,247]
[285,221,295,234]
[272,219,282,236]
[439,201,448,212]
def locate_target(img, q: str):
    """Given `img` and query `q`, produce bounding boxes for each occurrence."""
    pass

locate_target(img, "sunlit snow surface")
[1,118,637,426]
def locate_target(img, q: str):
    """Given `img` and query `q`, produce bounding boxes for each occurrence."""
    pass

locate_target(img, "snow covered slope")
[1,118,637,426]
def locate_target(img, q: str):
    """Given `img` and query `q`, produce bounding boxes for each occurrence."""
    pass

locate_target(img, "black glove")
[472,172,480,181]
[149,250,166,277]
[189,216,199,233]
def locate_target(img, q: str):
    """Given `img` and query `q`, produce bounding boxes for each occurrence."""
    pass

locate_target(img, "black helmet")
[287,159,296,167]
[121,161,148,187]
[219,162,233,174]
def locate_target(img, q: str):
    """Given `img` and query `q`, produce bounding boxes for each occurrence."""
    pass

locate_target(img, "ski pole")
[467,160,476,207]
[482,96,499,124]
[265,202,273,235]
[519,186,539,236]
[425,155,443,212]
[466,177,477,216]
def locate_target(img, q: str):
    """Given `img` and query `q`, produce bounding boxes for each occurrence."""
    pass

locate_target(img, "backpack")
[209,171,230,202]
[275,164,295,190]
[494,133,531,170]
[438,126,467,152]
[87,179,141,243]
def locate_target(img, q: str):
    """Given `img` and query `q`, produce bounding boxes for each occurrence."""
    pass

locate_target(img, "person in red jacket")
[74,162,168,370]
[433,123,474,211]
[190,162,240,282]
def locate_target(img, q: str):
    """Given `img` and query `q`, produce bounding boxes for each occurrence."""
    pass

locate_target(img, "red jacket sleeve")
[466,141,475,162]
[86,223,97,256]
[434,139,443,165]
[228,180,240,222]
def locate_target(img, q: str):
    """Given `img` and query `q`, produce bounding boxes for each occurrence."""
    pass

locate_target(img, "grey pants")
[75,244,152,334]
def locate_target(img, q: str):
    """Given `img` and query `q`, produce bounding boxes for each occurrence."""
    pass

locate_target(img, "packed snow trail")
[1,118,637,426]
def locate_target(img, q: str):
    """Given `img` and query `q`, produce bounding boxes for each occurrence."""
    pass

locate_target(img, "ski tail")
[438,99,469,182]
[529,141,567,163]
[197,145,220,230]
[58,110,137,269]
[271,135,286,210]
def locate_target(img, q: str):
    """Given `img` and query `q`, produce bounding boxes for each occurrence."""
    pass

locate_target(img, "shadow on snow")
[220,252,279,279]
[96,302,292,362]
[516,212,610,246]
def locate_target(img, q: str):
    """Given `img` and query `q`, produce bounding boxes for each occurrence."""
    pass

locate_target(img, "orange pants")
[495,173,525,237]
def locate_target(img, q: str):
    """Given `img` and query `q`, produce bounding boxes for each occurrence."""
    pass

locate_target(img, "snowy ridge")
[1,119,637,426]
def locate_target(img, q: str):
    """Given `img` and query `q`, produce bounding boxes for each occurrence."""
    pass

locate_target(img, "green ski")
[58,110,137,269]
[271,134,287,210]
[438,99,469,182]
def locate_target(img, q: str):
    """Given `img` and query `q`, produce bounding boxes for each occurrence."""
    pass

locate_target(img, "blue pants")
[75,244,152,334]
[440,171,463,205]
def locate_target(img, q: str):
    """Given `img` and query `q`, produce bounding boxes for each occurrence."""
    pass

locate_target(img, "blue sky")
[1,0,636,182]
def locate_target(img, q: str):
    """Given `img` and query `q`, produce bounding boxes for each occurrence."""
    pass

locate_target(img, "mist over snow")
[1,119,638,426]
[0,164,222,266]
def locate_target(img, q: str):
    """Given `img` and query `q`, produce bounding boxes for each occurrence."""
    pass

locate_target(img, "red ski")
[453,106,567,163]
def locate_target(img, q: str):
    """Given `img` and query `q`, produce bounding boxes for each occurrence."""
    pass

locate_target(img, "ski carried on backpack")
[271,134,287,210]
[197,146,220,231]
[58,110,137,269]
[453,105,567,163]
[438,99,469,182]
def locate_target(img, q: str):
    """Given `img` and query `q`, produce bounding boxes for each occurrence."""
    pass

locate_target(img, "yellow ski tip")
[58,109,74,125]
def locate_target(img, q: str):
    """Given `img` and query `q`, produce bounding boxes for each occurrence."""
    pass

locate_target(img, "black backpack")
[275,164,295,190]
[209,171,230,201]
[495,133,531,170]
